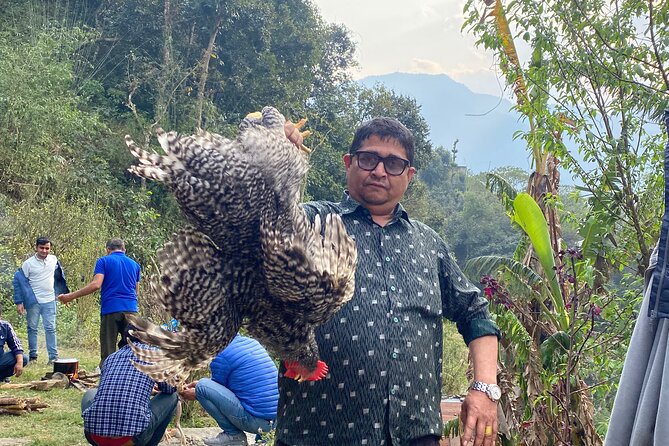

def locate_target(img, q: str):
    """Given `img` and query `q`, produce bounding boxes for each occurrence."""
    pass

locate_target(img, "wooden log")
[0,404,27,411]
[0,383,32,390]
[28,402,49,410]
[0,397,22,405]
[0,396,48,415]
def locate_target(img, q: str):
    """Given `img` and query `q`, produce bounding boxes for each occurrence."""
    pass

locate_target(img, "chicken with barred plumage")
[124,107,357,388]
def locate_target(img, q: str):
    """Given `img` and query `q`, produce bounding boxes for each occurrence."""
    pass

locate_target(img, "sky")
[310,0,506,96]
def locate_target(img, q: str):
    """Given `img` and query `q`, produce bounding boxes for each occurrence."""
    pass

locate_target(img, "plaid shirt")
[276,194,500,446]
[83,343,176,437]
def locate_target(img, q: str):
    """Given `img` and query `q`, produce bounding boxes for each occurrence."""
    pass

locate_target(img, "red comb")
[283,360,329,382]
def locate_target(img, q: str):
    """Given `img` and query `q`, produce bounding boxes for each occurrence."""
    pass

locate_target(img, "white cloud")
[311,0,503,95]
[409,59,445,74]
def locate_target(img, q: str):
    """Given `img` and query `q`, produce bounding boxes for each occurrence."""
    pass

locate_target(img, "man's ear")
[343,153,352,169]
[407,166,416,182]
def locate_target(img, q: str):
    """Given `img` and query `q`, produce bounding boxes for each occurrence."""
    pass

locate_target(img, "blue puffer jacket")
[210,335,279,420]
[12,263,70,308]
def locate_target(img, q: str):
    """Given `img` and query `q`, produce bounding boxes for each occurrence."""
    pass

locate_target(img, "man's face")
[344,135,415,212]
[35,243,51,260]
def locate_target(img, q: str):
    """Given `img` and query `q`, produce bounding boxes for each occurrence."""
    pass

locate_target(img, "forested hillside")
[0,0,518,329]
[0,0,667,444]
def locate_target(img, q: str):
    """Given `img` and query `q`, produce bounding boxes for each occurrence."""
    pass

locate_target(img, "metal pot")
[53,358,79,377]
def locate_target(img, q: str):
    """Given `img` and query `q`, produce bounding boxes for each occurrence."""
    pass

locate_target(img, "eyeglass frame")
[352,151,411,176]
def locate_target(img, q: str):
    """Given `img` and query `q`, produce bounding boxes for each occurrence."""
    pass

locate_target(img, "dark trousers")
[0,351,28,380]
[82,388,178,446]
[100,312,136,367]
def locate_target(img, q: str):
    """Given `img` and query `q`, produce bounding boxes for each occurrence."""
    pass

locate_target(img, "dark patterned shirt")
[82,343,176,437]
[276,193,500,446]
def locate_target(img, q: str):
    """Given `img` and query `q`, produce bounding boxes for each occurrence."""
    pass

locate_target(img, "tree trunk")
[154,0,174,127]
[196,16,223,130]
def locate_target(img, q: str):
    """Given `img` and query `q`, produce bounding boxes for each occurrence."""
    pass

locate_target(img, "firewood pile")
[0,370,100,392]
[44,369,101,391]
[0,396,48,415]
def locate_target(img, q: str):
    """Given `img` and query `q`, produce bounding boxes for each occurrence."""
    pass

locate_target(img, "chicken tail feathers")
[126,313,212,388]
[125,132,180,183]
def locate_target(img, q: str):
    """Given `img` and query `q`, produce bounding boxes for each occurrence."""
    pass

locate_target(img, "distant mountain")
[359,73,532,173]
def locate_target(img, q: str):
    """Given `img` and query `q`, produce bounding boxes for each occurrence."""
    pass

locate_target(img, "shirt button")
[391,389,396,394]
[385,256,391,262]
[393,317,399,323]
[392,352,398,359]
[390,286,396,291]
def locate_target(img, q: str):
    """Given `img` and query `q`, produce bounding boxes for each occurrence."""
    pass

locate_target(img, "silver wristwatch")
[470,381,502,402]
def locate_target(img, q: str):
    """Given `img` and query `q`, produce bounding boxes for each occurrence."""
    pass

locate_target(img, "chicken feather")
[125,107,356,387]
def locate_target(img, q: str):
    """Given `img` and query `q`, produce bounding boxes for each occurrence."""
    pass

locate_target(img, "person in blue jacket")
[180,334,279,446]
[12,237,69,364]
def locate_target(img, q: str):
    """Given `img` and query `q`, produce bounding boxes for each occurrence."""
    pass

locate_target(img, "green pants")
[100,312,136,366]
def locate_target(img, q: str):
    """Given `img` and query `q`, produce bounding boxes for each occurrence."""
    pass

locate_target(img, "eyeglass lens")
[356,152,409,176]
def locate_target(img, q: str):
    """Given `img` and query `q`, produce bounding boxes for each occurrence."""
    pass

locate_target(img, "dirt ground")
[159,427,259,445]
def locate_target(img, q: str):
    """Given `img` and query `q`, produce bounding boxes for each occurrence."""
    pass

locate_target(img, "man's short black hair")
[35,237,51,247]
[349,117,415,165]
[124,324,141,345]
[106,238,125,251]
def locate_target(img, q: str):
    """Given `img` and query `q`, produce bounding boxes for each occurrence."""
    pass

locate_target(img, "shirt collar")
[339,191,412,225]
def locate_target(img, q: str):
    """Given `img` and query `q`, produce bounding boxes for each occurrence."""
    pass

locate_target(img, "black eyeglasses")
[353,151,410,176]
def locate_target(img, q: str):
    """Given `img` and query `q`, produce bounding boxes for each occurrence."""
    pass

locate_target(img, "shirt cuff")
[461,319,501,345]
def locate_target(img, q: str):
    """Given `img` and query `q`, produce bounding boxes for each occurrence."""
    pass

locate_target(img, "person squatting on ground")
[275,117,501,446]
[0,314,27,383]
[59,238,141,366]
[81,329,178,446]
[13,236,69,364]
[180,334,279,446]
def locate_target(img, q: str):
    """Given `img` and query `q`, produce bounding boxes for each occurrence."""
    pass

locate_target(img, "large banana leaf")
[511,192,569,330]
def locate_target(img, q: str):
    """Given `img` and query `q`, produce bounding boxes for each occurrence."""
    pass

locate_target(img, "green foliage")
[0,28,102,202]
[442,173,521,262]
[441,321,470,396]
[465,255,543,287]
[540,331,570,370]
[463,0,669,440]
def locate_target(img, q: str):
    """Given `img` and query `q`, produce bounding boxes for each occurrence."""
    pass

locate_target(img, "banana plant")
[511,192,569,331]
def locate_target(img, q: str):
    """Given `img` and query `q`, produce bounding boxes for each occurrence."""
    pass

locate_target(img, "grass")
[0,347,100,445]
[0,346,215,446]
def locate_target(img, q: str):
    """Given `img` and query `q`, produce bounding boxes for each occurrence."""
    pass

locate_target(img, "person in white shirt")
[18,237,66,364]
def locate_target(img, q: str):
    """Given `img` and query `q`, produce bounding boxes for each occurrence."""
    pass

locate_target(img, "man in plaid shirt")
[81,331,178,446]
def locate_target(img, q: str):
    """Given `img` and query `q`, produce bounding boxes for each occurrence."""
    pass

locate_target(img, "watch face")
[488,385,502,401]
